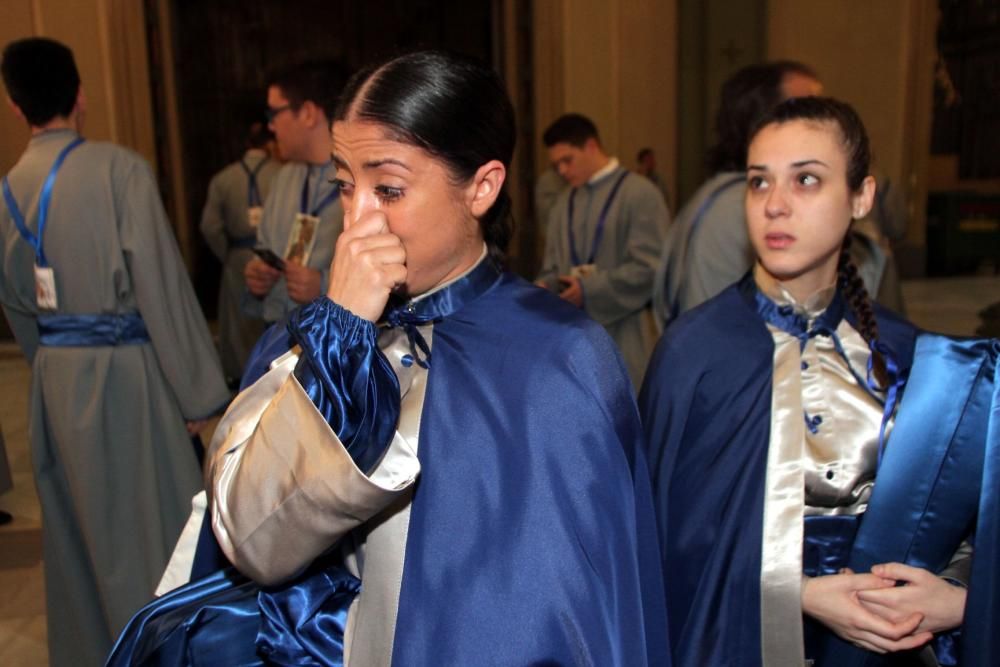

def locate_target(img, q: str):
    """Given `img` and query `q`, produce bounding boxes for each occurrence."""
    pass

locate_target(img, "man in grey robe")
[200,121,280,382]
[536,113,669,388]
[0,38,230,666]
[243,62,346,324]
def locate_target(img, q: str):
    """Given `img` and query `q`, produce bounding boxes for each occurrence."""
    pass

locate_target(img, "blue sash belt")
[38,312,150,347]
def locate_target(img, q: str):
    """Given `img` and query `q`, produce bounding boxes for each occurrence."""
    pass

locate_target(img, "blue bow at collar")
[382,258,502,368]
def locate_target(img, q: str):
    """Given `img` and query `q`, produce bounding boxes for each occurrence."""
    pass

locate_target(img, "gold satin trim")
[802,319,885,516]
[760,328,807,666]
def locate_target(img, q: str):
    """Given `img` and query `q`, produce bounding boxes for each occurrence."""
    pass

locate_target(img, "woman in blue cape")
[640,96,999,666]
[108,51,667,667]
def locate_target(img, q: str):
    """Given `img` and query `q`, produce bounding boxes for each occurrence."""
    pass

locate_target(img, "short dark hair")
[707,60,818,174]
[637,147,654,162]
[335,50,516,264]
[542,113,599,148]
[268,60,350,120]
[1,37,80,126]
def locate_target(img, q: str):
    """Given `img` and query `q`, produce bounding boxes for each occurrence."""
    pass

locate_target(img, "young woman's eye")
[747,175,768,191]
[375,184,404,203]
[797,173,819,187]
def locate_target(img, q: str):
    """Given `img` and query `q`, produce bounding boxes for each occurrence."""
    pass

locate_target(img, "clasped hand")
[326,211,406,322]
[802,563,966,654]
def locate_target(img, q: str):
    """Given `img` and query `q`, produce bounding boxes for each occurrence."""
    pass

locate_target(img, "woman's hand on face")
[801,573,933,653]
[857,562,967,635]
[327,210,406,322]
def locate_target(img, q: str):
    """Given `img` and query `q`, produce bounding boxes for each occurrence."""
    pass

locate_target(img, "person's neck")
[31,115,77,136]
[588,154,611,179]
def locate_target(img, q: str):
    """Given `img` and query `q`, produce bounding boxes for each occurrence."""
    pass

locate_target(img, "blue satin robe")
[109,265,669,666]
[639,276,1000,666]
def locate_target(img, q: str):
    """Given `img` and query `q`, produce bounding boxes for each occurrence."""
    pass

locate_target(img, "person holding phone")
[110,51,668,666]
[242,61,347,325]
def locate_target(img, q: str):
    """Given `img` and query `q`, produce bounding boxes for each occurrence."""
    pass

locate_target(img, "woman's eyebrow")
[791,159,829,168]
[331,153,349,170]
[362,157,412,171]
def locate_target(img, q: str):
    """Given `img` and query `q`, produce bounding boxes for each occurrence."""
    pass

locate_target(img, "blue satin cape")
[109,267,669,666]
[638,276,1000,666]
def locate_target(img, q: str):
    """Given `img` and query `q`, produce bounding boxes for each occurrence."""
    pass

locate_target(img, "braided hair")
[751,96,888,388]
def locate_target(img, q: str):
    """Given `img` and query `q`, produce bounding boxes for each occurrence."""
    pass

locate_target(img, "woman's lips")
[765,232,795,249]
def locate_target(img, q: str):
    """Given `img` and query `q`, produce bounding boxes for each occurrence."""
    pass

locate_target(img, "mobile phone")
[253,247,285,271]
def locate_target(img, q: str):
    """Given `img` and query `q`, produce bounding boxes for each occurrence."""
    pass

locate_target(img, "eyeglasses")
[265,104,292,123]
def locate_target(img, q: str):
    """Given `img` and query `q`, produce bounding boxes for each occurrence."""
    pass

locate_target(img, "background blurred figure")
[637,147,671,211]
[536,113,669,388]
[0,38,229,666]
[242,62,347,326]
[200,119,280,385]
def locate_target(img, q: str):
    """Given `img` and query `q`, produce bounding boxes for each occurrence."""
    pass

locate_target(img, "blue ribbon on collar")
[745,275,902,463]
[381,257,502,369]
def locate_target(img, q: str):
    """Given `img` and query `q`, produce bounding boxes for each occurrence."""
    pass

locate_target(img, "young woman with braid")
[640,96,1000,666]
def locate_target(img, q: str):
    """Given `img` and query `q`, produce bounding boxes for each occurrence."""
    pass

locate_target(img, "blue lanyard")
[567,170,629,266]
[2,136,85,267]
[239,156,269,207]
[299,164,339,217]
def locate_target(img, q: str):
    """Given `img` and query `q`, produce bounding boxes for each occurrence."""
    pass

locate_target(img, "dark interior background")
[147,0,497,317]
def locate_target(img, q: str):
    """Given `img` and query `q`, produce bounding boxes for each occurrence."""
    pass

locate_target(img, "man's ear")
[298,100,321,128]
[468,159,507,219]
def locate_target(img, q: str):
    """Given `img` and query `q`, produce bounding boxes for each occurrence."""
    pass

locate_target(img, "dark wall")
[152,0,495,315]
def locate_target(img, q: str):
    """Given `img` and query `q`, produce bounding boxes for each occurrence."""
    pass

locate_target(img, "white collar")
[587,157,620,185]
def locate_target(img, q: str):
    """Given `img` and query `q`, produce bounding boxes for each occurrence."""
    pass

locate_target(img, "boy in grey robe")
[0,38,230,666]
[243,62,346,324]
[536,113,669,388]
[200,122,280,381]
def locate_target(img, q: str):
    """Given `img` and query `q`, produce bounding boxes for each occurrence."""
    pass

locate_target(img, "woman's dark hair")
[708,60,818,174]
[750,96,887,387]
[334,51,516,264]
[1,38,80,126]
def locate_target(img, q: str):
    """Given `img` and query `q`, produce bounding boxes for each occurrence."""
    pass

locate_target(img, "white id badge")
[34,264,58,310]
[284,213,320,265]
[570,263,596,279]
[247,206,264,229]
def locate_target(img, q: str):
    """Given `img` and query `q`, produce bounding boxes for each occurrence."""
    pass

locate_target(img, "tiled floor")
[0,274,997,666]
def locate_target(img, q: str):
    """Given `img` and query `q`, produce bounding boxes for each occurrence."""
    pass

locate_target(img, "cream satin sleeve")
[207,349,420,586]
